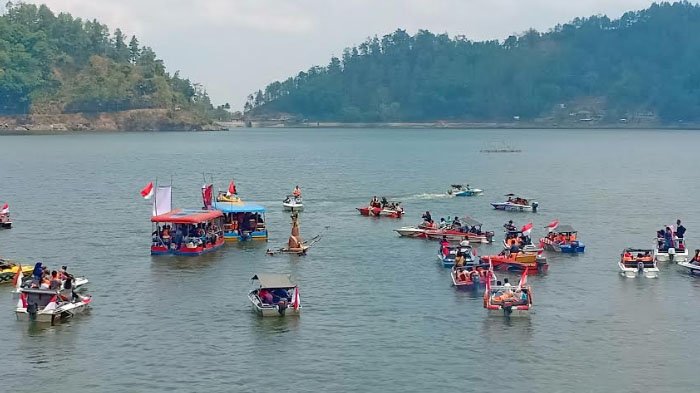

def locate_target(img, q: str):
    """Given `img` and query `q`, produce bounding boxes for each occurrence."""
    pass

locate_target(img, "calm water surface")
[1,128,699,392]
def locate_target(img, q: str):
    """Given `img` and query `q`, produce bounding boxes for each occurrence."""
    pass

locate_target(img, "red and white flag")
[292,287,301,311]
[13,266,23,291]
[227,180,237,196]
[517,270,528,290]
[17,292,27,309]
[140,182,154,199]
[472,247,478,257]
[43,295,58,311]
[0,203,8,214]
[201,184,213,209]
[521,222,533,236]
[546,219,559,232]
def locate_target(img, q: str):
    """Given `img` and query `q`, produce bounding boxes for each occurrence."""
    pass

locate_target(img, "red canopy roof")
[151,209,223,224]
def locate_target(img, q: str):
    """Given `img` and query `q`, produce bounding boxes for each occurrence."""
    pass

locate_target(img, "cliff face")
[0,109,222,132]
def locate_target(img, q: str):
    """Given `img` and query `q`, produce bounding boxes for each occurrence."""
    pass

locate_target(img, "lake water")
[1,128,699,392]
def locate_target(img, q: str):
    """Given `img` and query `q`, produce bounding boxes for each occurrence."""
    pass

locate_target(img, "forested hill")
[248,2,700,124]
[0,2,228,121]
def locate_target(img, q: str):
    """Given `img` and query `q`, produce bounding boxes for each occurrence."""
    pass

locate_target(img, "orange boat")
[480,247,548,274]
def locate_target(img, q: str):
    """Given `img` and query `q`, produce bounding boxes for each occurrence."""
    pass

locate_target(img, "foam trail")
[402,193,452,201]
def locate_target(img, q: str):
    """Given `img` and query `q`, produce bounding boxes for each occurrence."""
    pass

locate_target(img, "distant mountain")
[248,2,700,124]
[0,2,230,128]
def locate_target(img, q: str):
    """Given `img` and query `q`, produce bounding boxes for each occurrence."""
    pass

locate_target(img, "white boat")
[15,288,92,324]
[491,194,538,212]
[248,273,301,317]
[653,237,688,262]
[619,248,659,278]
[282,195,303,211]
[484,285,532,317]
[394,226,427,237]
[447,184,483,197]
[678,260,700,275]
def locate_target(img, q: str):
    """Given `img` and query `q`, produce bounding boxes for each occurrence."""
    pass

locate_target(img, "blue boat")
[437,243,475,268]
[539,224,585,253]
[448,184,483,197]
[212,200,268,242]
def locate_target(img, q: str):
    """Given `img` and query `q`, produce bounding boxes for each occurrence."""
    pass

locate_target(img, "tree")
[128,35,140,63]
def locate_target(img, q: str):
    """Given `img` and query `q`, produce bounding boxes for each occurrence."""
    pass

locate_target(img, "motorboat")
[653,236,688,263]
[357,198,404,218]
[484,284,532,317]
[423,216,494,244]
[0,202,11,229]
[15,288,92,324]
[480,247,548,274]
[0,260,33,284]
[282,195,303,211]
[678,259,700,275]
[437,241,475,268]
[150,209,225,256]
[491,194,538,212]
[451,265,495,289]
[539,224,585,253]
[619,248,659,278]
[447,184,483,197]
[248,273,301,317]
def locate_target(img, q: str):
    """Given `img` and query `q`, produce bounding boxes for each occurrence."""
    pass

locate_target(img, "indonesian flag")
[546,219,559,233]
[292,287,301,311]
[521,222,533,236]
[43,295,58,311]
[517,270,528,290]
[227,180,237,196]
[13,266,23,291]
[0,203,8,214]
[17,292,27,309]
[140,182,154,199]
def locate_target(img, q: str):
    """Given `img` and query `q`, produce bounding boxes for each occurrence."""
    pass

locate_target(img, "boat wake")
[403,193,452,201]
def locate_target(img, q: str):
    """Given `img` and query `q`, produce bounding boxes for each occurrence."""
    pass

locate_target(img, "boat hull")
[453,189,483,197]
[618,262,659,278]
[394,227,427,237]
[491,202,537,212]
[678,262,700,275]
[541,239,586,253]
[653,248,689,263]
[151,237,225,256]
[282,203,303,211]
[357,207,403,218]
[15,301,91,323]
[0,222,11,229]
[248,293,300,317]
[223,230,268,242]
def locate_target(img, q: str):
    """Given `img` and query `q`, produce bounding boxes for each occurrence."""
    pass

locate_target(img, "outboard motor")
[668,248,676,262]
[503,302,513,316]
[276,300,288,316]
[27,303,38,321]
[637,261,644,274]
[531,202,539,213]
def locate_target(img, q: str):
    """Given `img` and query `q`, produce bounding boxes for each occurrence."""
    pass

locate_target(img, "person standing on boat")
[292,185,301,198]
[676,219,686,239]
[664,227,674,250]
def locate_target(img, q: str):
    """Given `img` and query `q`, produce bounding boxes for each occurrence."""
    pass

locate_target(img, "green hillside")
[0,2,228,121]
[248,1,700,124]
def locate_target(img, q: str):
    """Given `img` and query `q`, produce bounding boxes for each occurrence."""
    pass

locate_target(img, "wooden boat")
[619,248,659,278]
[150,209,225,256]
[248,273,301,317]
[484,284,533,317]
[212,201,268,242]
[266,212,322,256]
[539,224,585,253]
[15,288,92,324]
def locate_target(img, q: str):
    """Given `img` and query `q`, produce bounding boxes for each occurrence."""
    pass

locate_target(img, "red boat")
[480,248,548,274]
[151,209,225,256]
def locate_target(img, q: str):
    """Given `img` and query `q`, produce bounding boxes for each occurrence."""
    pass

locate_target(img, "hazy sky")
[34,0,656,109]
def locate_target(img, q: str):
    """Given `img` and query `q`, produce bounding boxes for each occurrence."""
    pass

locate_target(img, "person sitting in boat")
[439,218,447,229]
[49,271,62,290]
[258,289,273,305]
[465,184,471,190]
[691,250,700,266]
[456,268,470,283]
[451,216,461,228]
[271,288,289,303]
[293,185,302,198]
[507,196,513,203]
[422,211,432,223]
[380,197,388,208]
[504,220,516,232]
[370,196,381,208]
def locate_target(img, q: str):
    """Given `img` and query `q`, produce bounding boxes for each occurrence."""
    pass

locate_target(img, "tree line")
[248,1,700,123]
[0,2,229,119]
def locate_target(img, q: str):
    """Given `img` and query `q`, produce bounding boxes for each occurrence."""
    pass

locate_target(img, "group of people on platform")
[224,212,265,234]
[153,222,223,250]
[256,288,291,305]
[421,211,483,234]
[543,231,577,244]
[489,278,529,305]
[29,263,78,300]
[622,250,653,263]
[369,196,402,211]
[506,196,529,205]
[656,219,686,251]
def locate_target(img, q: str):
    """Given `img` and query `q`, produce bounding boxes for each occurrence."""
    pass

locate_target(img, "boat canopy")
[151,209,223,224]
[252,273,296,289]
[451,184,464,188]
[553,224,576,233]
[461,216,482,227]
[212,201,266,213]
